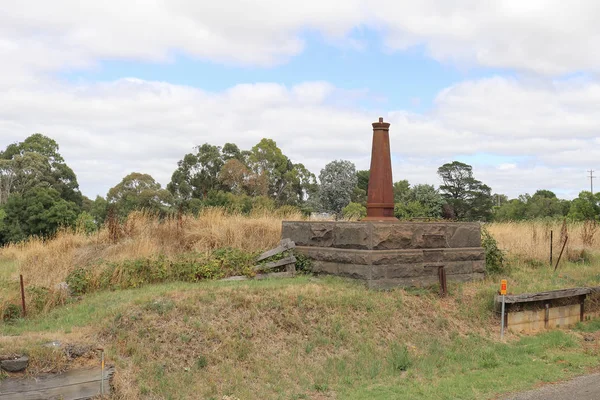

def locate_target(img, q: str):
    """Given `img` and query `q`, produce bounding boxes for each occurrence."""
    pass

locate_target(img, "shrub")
[342,202,367,220]
[2,303,22,322]
[481,227,505,275]
[66,268,93,295]
[294,251,313,274]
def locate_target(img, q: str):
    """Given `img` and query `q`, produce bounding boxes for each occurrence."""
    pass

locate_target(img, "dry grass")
[0,208,300,289]
[487,220,600,263]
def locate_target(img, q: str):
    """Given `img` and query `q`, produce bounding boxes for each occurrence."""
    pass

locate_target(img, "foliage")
[66,268,94,295]
[75,211,97,234]
[66,248,258,294]
[1,133,82,206]
[342,202,367,220]
[438,161,493,221]
[481,226,505,275]
[2,303,21,323]
[568,191,599,221]
[394,184,445,219]
[393,179,410,203]
[107,172,173,217]
[293,251,313,274]
[1,186,79,242]
[319,160,358,215]
[494,190,570,221]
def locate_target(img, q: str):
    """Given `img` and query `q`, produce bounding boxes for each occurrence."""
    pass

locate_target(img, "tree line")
[0,133,598,244]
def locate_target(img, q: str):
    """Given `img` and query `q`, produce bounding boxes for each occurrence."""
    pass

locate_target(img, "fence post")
[19,274,26,317]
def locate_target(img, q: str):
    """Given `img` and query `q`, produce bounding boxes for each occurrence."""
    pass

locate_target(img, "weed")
[196,355,208,369]
[388,342,411,371]
[482,226,505,274]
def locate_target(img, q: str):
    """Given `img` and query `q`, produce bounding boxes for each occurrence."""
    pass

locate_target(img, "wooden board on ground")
[220,271,295,281]
[495,287,592,304]
[0,366,114,400]
[253,256,297,272]
[256,238,295,262]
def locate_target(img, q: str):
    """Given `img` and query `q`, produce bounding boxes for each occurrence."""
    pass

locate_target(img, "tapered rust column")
[363,117,397,221]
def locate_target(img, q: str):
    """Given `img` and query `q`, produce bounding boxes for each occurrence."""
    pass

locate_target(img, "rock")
[65,343,92,358]
[1,356,29,372]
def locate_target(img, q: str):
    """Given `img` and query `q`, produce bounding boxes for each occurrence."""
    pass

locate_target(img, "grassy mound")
[2,277,599,399]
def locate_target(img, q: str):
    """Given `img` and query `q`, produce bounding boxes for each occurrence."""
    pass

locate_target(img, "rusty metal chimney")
[363,117,398,221]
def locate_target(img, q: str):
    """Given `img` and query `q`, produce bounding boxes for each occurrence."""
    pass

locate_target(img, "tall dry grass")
[0,208,302,289]
[486,220,600,262]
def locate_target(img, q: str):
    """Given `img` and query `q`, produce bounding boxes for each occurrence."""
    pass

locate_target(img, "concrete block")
[282,221,334,247]
[311,260,340,275]
[423,249,444,263]
[385,264,431,278]
[371,223,414,250]
[333,222,371,249]
[448,224,481,248]
[444,261,473,275]
[371,250,424,265]
[444,248,485,261]
[337,264,372,280]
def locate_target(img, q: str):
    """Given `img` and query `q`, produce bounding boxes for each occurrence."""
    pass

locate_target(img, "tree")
[1,187,79,243]
[247,139,291,201]
[107,173,173,217]
[319,160,358,215]
[393,180,411,203]
[394,184,444,219]
[437,161,493,221]
[167,143,228,201]
[568,191,599,221]
[493,190,570,221]
[1,134,82,206]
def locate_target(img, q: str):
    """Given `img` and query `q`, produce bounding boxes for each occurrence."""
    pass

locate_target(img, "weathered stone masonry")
[282,221,485,289]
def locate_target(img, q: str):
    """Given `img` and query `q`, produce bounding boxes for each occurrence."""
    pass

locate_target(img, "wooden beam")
[256,239,295,262]
[0,366,114,400]
[220,271,295,282]
[253,256,297,272]
[495,287,592,305]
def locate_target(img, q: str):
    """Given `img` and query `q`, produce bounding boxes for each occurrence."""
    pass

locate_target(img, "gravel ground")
[501,374,600,400]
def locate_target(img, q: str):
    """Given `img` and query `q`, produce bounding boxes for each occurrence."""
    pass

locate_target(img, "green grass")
[2,276,600,399]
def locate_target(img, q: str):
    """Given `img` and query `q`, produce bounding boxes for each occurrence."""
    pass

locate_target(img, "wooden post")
[19,274,26,317]
[554,235,568,272]
[550,230,553,266]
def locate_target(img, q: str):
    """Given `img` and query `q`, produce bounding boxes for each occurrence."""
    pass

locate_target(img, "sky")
[1,1,599,200]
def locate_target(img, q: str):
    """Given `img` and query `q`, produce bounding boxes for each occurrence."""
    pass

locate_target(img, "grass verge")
[2,277,599,399]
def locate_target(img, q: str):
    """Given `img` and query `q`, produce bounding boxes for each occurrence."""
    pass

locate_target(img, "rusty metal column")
[363,117,398,221]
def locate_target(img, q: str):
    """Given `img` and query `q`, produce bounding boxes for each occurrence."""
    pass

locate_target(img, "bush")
[66,268,93,295]
[342,202,366,220]
[481,226,505,275]
[2,303,22,322]
[294,251,313,274]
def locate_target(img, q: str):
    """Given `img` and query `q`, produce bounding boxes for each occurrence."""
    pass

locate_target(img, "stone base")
[283,221,485,289]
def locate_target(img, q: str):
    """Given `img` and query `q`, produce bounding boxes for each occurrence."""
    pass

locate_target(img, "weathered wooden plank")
[256,239,295,262]
[220,275,249,281]
[253,256,297,272]
[495,287,592,304]
[254,271,294,280]
[0,367,113,400]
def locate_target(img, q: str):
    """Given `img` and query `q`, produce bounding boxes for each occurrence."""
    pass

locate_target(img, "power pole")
[588,170,596,194]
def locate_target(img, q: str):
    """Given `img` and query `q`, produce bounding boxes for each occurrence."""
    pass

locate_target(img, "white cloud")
[2,1,600,200]
[0,75,598,200]
[3,1,600,75]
